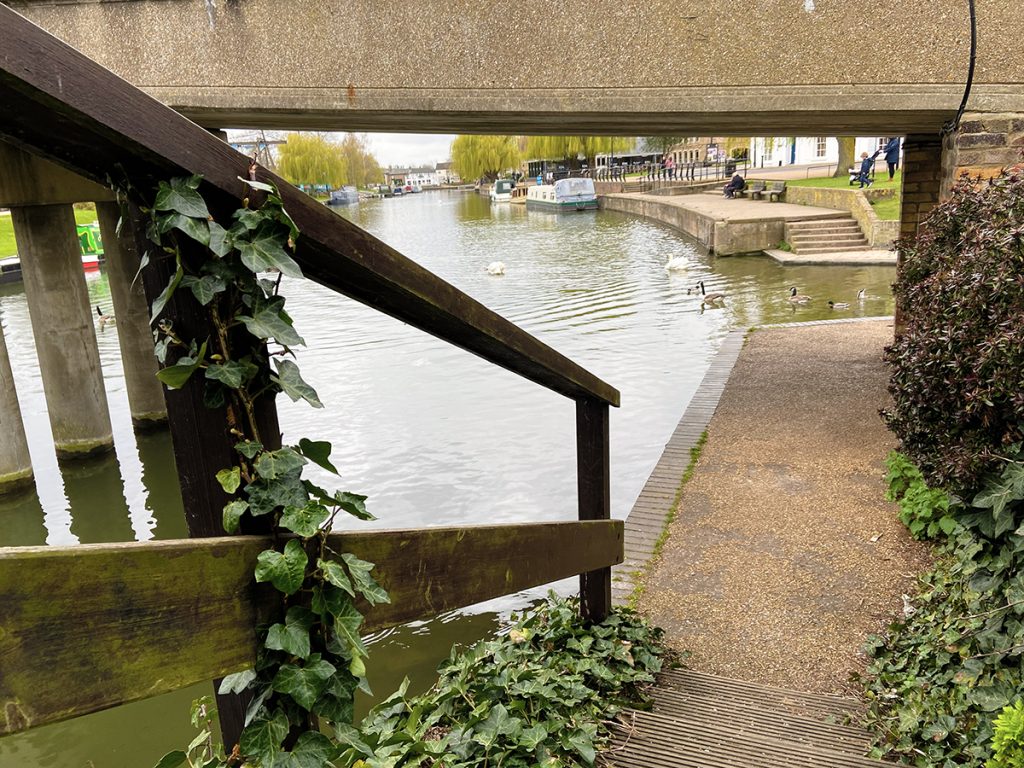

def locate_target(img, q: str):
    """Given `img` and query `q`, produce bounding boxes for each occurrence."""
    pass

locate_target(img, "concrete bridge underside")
[7,0,1024,135]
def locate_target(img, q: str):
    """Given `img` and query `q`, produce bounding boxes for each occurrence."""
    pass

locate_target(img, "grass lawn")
[787,168,902,220]
[0,207,98,257]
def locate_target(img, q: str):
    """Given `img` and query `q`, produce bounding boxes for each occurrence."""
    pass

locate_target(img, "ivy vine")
[136,174,388,768]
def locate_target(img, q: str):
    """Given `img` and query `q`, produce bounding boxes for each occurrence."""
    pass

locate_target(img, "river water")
[0,191,896,767]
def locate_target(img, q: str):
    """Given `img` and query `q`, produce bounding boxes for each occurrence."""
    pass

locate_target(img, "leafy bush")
[990,700,1024,768]
[885,451,959,539]
[883,166,1024,494]
[337,595,665,767]
[861,452,1024,766]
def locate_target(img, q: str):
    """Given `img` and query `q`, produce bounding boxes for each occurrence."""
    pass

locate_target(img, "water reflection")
[63,454,134,545]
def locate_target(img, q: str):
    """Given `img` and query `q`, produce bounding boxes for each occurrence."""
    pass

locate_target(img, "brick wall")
[899,134,943,240]
[941,112,1024,189]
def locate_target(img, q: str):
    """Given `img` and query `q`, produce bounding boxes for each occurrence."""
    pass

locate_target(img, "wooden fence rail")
[0,520,623,736]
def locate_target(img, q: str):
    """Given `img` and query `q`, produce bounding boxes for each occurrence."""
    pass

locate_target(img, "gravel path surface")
[637,319,932,696]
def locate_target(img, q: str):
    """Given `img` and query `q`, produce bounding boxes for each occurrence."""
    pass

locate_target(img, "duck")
[857,288,866,301]
[665,256,688,272]
[96,305,115,327]
[828,300,850,310]
[788,287,812,304]
[692,280,725,304]
[486,261,506,276]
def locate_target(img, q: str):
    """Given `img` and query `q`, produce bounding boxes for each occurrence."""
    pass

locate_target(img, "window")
[815,137,827,158]
[878,137,889,150]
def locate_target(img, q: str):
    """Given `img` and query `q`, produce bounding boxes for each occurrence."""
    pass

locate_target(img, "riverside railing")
[0,4,622,746]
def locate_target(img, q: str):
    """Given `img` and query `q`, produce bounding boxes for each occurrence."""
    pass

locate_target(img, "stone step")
[796,245,876,254]
[790,226,863,237]
[787,218,861,231]
[792,237,869,249]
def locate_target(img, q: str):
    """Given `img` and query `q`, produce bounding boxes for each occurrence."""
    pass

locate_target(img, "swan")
[665,256,688,272]
[788,287,811,304]
[486,261,506,276]
[828,300,850,310]
[96,305,116,327]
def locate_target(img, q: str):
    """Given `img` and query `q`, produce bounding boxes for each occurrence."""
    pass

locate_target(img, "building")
[435,161,460,184]
[748,136,896,170]
[384,166,441,188]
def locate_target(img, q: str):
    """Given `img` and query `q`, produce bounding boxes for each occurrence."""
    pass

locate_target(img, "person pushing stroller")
[857,149,882,188]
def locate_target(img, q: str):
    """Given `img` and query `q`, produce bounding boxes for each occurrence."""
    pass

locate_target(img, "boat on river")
[326,186,359,206]
[526,178,598,212]
[489,179,515,203]
[0,222,103,284]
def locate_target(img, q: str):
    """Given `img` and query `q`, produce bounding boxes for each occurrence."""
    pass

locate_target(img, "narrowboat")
[525,178,598,212]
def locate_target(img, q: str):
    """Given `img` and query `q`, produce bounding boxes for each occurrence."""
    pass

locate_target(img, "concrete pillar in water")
[12,204,114,460]
[0,318,34,494]
[95,202,167,431]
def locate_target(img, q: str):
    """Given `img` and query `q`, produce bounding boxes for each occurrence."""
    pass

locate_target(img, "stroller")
[847,166,860,186]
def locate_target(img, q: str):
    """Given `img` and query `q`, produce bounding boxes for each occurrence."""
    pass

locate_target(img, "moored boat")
[526,178,598,212]
[1,221,105,283]
[326,186,359,206]
[489,179,515,203]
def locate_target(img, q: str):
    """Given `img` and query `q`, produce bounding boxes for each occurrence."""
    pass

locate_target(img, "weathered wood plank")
[0,6,618,407]
[577,398,612,622]
[0,520,622,735]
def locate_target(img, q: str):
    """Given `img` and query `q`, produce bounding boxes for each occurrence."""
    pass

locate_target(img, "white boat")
[326,186,359,206]
[526,178,598,212]
[489,179,515,203]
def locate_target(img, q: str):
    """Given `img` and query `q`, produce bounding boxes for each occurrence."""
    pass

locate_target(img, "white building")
[748,136,897,170]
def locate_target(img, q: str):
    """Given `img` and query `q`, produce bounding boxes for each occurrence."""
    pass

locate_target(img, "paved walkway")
[620,190,846,223]
[631,319,931,695]
[764,248,897,266]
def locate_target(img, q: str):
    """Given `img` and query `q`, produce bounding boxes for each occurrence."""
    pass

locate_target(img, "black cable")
[942,0,977,135]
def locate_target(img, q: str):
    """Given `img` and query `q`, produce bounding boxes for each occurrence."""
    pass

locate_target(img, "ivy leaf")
[296,439,338,475]
[255,539,308,595]
[154,175,210,219]
[152,751,188,768]
[312,675,355,723]
[331,598,368,663]
[158,212,210,246]
[254,447,307,481]
[222,499,249,533]
[216,467,241,494]
[335,491,373,521]
[317,558,355,597]
[272,360,323,409]
[236,219,303,278]
[342,553,390,605]
[218,669,256,695]
[235,440,264,459]
[474,704,522,748]
[150,257,184,324]
[238,304,304,347]
[273,731,339,768]
[156,341,207,390]
[239,710,289,765]
[272,656,336,711]
[280,502,329,538]
[520,724,548,750]
[265,606,316,660]
[561,729,596,764]
[238,176,278,194]
[246,473,308,516]
[183,274,227,305]
[332,722,375,758]
[206,359,258,389]
[208,221,232,257]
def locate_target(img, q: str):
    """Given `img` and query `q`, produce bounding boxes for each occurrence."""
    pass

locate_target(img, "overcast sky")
[364,133,456,168]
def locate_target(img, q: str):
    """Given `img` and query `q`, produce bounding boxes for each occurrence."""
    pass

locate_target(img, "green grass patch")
[870,196,901,220]
[0,208,99,258]
[627,430,709,607]
[786,168,902,190]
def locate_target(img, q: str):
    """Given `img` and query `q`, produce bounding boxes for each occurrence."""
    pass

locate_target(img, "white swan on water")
[486,261,506,276]
[665,256,688,272]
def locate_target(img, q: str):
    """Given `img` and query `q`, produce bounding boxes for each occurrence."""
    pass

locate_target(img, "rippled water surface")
[0,192,895,766]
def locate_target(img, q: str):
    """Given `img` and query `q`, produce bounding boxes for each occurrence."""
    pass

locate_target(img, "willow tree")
[277,133,348,188]
[450,135,521,182]
[524,136,633,166]
[339,133,384,187]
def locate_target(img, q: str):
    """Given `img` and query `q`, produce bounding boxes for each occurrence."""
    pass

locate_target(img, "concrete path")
[635,319,931,696]
[764,247,897,266]
[622,190,845,223]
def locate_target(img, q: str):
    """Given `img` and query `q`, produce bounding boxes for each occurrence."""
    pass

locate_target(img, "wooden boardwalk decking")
[604,669,888,767]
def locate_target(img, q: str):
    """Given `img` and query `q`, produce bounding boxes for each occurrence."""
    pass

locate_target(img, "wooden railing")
[0,4,623,743]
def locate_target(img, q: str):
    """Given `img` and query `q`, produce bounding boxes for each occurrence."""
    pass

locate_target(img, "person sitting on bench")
[723,173,746,198]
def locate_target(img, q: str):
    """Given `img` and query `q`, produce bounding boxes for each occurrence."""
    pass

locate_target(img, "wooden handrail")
[0,5,619,407]
[0,520,623,736]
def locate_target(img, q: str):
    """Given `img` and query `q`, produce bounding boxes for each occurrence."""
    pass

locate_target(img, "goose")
[788,287,812,304]
[486,261,506,276]
[693,280,725,304]
[857,288,867,301]
[665,256,688,272]
[96,305,115,327]
[828,300,850,310]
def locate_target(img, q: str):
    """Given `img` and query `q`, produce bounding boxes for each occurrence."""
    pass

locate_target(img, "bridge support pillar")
[95,202,167,431]
[942,112,1024,189]
[0,319,33,495]
[12,205,114,461]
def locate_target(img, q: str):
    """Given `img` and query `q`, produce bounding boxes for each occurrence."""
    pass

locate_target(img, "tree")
[450,135,521,181]
[277,133,347,189]
[339,133,383,187]
[834,137,856,178]
[641,137,683,155]
[523,136,632,167]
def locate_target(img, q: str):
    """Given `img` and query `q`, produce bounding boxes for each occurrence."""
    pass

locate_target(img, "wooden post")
[124,200,280,749]
[576,397,611,622]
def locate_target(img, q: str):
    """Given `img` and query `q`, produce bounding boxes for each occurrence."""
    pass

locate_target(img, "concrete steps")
[604,668,891,767]
[786,217,869,255]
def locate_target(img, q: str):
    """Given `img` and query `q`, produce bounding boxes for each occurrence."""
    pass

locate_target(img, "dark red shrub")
[884,165,1024,493]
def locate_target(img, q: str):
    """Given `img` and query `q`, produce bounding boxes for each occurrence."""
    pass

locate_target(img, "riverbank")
[620,318,931,695]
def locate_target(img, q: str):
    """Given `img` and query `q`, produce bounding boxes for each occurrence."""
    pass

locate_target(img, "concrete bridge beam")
[12,205,114,460]
[95,202,168,431]
[0,318,33,495]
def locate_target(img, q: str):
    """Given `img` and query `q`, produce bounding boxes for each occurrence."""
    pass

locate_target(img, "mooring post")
[576,397,611,622]
[12,204,114,461]
[0,317,33,495]
[94,201,168,431]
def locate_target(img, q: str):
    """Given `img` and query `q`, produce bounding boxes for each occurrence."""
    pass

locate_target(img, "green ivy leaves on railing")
[140,175,388,768]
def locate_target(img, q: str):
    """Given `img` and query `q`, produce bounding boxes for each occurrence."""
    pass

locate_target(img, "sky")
[363,133,457,168]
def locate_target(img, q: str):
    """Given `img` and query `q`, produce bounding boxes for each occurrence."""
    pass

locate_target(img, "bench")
[753,180,786,202]
[743,181,767,199]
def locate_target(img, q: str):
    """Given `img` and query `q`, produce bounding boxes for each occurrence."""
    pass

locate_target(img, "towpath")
[626,319,931,695]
